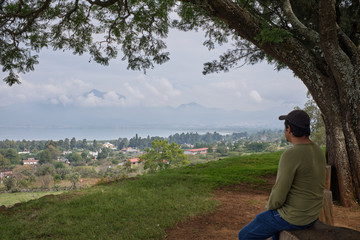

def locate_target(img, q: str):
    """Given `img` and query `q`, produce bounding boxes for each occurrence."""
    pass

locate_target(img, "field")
[0,178,100,207]
[0,191,66,207]
[0,152,290,239]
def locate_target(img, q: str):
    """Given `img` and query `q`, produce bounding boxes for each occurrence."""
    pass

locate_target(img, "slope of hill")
[0,153,280,239]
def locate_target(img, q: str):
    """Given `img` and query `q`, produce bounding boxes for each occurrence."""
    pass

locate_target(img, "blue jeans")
[238,210,316,240]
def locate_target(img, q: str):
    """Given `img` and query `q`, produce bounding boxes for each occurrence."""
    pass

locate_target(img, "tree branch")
[16,0,52,35]
[86,0,119,7]
[281,0,319,44]
[319,0,354,78]
[63,0,80,21]
[337,26,360,66]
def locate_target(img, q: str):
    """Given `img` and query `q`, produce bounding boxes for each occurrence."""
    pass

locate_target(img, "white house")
[89,151,98,158]
[18,149,30,154]
[184,148,208,155]
[23,158,39,165]
[103,142,117,150]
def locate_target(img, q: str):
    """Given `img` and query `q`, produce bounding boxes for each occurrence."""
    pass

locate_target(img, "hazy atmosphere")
[0,29,308,140]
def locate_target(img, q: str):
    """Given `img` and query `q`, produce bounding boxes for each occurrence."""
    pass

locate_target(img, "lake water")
[0,126,237,141]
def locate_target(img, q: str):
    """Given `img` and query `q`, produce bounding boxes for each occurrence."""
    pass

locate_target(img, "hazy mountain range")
[0,89,282,131]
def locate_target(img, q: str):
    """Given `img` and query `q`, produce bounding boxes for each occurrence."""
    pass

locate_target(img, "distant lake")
[0,126,240,141]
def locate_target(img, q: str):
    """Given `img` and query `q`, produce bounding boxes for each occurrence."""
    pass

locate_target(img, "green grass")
[0,152,281,240]
[0,191,66,207]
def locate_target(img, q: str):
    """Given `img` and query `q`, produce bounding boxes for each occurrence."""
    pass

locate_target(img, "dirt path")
[165,176,360,240]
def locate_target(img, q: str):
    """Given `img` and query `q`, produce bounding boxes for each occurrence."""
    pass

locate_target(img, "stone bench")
[280,220,360,240]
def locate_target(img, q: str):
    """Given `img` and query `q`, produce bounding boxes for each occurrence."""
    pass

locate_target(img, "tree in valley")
[3,176,16,191]
[97,148,108,160]
[1,0,360,206]
[12,165,36,188]
[45,142,61,161]
[117,138,129,150]
[70,137,76,150]
[0,149,19,165]
[67,172,80,189]
[64,138,71,151]
[0,153,10,188]
[81,139,88,149]
[92,140,99,151]
[38,149,53,164]
[35,164,55,188]
[140,139,188,172]
[68,152,83,165]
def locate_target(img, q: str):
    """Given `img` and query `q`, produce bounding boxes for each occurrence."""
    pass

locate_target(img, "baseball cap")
[279,110,310,129]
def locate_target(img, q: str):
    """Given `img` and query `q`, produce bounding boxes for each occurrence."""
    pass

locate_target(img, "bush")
[74,166,98,178]
[3,176,16,191]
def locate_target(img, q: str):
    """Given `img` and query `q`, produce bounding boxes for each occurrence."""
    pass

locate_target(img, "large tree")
[1,0,359,206]
[140,139,188,172]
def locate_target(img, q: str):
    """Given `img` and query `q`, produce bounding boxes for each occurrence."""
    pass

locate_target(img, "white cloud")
[115,75,181,107]
[0,30,308,116]
[0,78,89,106]
[59,95,73,105]
[249,90,262,103]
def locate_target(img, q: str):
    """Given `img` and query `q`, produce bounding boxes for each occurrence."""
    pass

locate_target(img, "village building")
[121,147,139,153]
[18,148,30,154]
[23,158,39,165]
[0,171,13,179]
[57,158,71,165]
[184,148,208,155]
[103,142,117,150]
[88,151,98,158]
[122,158,139,168]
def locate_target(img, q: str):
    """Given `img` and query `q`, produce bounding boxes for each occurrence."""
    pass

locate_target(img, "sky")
[0,29,308,130]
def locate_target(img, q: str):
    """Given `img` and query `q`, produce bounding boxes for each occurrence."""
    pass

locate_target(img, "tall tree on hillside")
[0,153,10,189]
[35,163,55,188]
[82,139,88,149]
[1,0,360,206]
[46,144,61,160]
[140,139,188,172]
[70,137,76,150]
[92,140,98,151]
[64,138,70,151]
[38,149,53,164]
[0,149,19,165]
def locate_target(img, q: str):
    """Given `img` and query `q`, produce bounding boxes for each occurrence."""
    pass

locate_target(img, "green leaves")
[3,71,21,86]
[140,139,189,173]
[1,0,176,85]
[255,24,292,46]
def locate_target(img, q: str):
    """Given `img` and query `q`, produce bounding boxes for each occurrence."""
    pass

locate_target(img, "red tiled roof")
[186,148,208,152]
[128,158,139,163]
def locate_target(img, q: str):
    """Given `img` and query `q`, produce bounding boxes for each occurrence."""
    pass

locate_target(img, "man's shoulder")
[281,146,298,159]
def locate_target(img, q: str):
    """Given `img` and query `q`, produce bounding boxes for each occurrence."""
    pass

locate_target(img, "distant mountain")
[0,100,281,131]
[84,89,106,98]
[84,89,126,100]
[177,102,205,109]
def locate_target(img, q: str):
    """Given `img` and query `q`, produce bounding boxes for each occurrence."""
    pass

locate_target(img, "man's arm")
[266,151,297,210]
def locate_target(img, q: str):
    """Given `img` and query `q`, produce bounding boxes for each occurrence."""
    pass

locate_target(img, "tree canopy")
[140,139,188,172]
[1,0,360,207]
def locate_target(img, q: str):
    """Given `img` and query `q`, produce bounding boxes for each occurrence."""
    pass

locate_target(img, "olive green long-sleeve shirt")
[266,142,326,225]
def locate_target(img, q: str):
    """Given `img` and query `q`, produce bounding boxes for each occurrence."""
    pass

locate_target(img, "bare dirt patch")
[165,176,360,240]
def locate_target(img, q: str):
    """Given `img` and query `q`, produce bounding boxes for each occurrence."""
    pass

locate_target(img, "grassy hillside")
[0,152,281,240]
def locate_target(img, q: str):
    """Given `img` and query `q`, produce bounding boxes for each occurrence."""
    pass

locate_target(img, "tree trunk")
[185,0,360,207]
[324,115,358,207]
